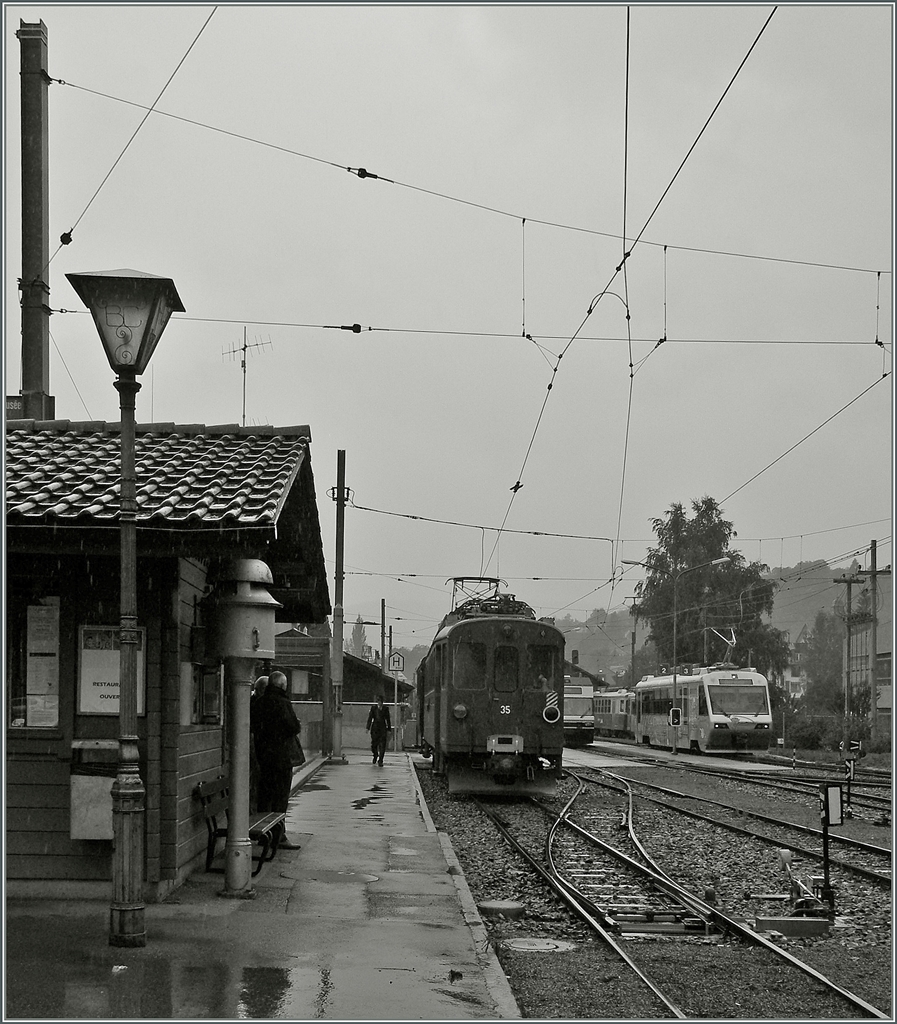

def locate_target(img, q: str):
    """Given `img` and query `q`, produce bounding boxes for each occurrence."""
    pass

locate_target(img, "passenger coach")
[635,667,772,753]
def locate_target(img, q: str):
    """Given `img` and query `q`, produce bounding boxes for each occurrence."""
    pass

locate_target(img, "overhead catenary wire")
[606,6,636,624]
[48,309,891,349]
[53,69,890,279]
[31,12,890,621]
[46,8,218,269]
[720,373,891,502]
[482,4,784,578]
[347,499,890,555]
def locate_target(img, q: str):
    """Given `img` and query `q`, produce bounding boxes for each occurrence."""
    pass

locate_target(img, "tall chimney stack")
[17,19,55,420]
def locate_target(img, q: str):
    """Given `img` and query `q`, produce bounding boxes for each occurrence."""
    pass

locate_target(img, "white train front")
[592,667,773,753]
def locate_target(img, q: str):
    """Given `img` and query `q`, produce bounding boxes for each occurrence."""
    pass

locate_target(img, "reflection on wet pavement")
[7,955,328,1019]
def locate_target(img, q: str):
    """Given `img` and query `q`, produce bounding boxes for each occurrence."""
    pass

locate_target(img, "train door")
[634,689,646,743]
[686,679,699,749]
[492,643,519,734]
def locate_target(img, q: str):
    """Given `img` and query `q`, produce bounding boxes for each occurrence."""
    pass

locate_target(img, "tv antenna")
[223,327,272,426]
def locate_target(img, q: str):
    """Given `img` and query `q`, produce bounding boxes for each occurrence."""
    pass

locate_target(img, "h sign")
[388,652,405,672]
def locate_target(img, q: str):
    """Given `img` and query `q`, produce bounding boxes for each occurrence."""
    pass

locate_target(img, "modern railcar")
[593,687,635,738]
[417,578,565,796]
[563,679,595,747]
[634,666,772,753]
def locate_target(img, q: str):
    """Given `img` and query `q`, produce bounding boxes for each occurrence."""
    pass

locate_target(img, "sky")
[3,3,893,656]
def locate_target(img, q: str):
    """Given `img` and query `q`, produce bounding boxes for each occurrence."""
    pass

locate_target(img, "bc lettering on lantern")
[79,626,146,715]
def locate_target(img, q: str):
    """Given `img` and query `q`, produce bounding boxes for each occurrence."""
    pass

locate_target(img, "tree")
[801,609,845,716]
[350,616,368,658]
[625,641,659,687]
[633,496,791,677]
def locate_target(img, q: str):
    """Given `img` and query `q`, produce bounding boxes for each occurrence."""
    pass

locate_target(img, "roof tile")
[6,420,311,530]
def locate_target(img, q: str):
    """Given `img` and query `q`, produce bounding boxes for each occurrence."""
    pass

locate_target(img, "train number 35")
[500,705,511,714]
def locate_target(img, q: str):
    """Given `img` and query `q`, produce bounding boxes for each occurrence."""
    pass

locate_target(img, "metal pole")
[331,451,346,761]
[820,797,834,916]
[390,625,398,752]
[868,540,879,744]
[630,615,636,688]
[109,369,146,947]
[380,599,386,676]
[223,655,253,893]
[844,578,852,754]
[671,577,678,756]
[18,20,54,420]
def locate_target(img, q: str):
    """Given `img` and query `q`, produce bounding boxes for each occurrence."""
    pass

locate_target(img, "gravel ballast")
[414,758,892,1019]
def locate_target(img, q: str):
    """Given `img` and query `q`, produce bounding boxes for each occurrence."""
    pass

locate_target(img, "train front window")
[453,642,486,689]
[494,645,519,693]
[708,685,769,715]
[526,645,557,690]
[565,697,591,715]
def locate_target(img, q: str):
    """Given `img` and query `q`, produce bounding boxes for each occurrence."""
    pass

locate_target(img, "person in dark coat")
[249,675,269,814]
[250,670,301,849]
[366,695,392,766]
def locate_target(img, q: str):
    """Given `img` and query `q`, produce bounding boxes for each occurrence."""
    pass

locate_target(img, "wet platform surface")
[5,752,519,1020]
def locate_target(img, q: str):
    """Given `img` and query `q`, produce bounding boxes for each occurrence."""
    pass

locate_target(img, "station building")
[5,419,330,899]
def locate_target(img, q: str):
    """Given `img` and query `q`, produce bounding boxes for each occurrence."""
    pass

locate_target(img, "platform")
[4,752,521,1020]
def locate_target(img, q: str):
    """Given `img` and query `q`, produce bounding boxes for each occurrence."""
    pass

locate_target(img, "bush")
[786,716,824,750]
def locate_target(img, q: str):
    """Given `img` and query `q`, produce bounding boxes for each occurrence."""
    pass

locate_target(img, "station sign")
[388,651,404,672]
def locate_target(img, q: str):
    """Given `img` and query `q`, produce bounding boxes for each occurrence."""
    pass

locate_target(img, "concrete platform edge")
[409,756,523,1021]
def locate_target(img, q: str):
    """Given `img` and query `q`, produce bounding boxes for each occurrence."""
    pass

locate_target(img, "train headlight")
[452,703,468,720]
[542,705,560,724]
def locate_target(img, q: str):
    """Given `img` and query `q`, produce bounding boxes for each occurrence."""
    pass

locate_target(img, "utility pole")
[624,597,638,687]
[17,20,54,419]
[329,451,348,763]
[834,572,860,753]
[389,624,399,752]
[867,541,879,744]
[853,541,891,746]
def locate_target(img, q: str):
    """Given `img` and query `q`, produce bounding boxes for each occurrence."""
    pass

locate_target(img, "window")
[453,641,485,689]
[526,644,557,690]
[494,646,519,693]
[707,685,769,715]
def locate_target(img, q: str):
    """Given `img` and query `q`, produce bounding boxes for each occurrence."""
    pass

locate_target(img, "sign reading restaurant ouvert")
[78,625,146,715]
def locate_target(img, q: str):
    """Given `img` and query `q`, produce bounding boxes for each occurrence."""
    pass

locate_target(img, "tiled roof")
[5,420,312,529]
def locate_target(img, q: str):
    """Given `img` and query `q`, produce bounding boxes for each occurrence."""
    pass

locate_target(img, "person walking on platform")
[366,695,392,766]
[251,670,302,849]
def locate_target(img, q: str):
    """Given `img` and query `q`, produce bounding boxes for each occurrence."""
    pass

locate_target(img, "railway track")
[657,762,892,817]
[413,761,888,1015]
[472,776,889,1019]
[578,768,891,885]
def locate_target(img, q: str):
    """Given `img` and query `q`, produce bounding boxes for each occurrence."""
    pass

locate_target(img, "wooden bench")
[196,777,286,877]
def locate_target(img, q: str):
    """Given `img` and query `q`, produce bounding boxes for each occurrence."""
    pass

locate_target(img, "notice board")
[78,626,146,715]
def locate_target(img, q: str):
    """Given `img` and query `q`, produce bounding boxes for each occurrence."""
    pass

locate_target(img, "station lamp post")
[622,556,731,754]
[67,269,184,947]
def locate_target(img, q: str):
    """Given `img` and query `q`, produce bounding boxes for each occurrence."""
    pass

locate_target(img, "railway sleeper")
[611,912,715,935]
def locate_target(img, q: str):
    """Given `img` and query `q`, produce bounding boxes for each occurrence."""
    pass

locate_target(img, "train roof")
[437,592,538,630]
[635,666,766,689]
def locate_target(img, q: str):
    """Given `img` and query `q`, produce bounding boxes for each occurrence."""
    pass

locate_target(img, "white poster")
[79,626,146,715]
[26,603,60,727]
